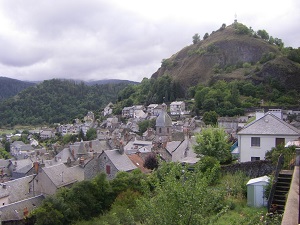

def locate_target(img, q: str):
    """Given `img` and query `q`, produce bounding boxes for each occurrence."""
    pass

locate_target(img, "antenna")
[234,13,237,23]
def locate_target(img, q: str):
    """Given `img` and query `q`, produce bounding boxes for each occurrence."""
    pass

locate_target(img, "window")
[106,165,111,174]
[159,128,162,133]
[251,157,260,161]
[251,137,260,147]
[275,138,285,147]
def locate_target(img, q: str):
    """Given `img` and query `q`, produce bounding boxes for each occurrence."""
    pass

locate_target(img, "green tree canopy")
[192,33,200,44]
[193,127,232,164]
[202,111,218,125]
[86,128,97,141]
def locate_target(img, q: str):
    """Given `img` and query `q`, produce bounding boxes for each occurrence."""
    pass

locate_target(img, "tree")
[235,23,250,35]
[144,153,159,170]
[220,23,226,31]
[203,32,209,40]
[257,29,269,40]
[202,111,218,125]
[192,33,200,44]
[193,127,232,164]
[137,163,226,224]
[86,128,97,141]
[202,98,216,111]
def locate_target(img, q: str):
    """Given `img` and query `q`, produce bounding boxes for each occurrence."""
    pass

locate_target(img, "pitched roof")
[0,195,44,222]
[238,113,300,135]
[127,154,151,173]
[42,163,84,188]
[0,175,35,204]
[103,150,137,172]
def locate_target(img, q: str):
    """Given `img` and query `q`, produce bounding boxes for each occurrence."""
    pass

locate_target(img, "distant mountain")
[85,79,139,86]
[152,23,300,92]
[0,77,36,101]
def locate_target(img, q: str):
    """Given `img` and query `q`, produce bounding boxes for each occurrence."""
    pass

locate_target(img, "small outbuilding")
[246,175,269,207]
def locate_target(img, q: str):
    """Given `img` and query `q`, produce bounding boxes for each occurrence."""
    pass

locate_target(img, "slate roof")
[0,195,44,222]
[0,175,35,204]
[238,113,300,135]
[42,163,84,188]
[103,150,137,172]
[165,141,182,155]
[156,103,172,127]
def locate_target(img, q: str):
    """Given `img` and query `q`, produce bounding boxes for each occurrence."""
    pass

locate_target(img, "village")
[0,101,300,224]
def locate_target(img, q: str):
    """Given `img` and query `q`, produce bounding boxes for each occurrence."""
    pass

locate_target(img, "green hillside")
[0,79,134,127]
[0,77,35,101]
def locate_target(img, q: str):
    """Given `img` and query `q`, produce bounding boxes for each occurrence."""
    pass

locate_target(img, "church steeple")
[156,103,172,143]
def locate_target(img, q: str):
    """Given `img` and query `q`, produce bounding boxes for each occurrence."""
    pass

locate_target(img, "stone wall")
[221,160,276,178]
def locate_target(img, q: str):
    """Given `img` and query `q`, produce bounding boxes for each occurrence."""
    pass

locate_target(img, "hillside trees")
[257,29,269,40]
[192,33,200,44]
[0,79,131,127]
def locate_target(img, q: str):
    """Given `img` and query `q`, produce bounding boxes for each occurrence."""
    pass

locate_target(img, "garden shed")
[246,175,269,207]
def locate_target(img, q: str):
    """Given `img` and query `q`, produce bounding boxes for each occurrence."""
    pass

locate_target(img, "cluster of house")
[0,101,299,224]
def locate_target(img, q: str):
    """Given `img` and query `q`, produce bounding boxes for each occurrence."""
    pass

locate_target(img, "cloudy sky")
[0,0,299,82]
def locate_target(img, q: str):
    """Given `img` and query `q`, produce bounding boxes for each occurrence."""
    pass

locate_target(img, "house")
[103,102,113,116]
[124,140,153,155]
[170,101,185,115]
[98,149,137,179]
[40,129,55,140]
[0,195,44,224]
[84,111,95,122]
[122,106,133,118]
[106,117,119,130]
[10,141,34,159]
[147,104,159,115]
[237,113,300,162]
[122,105,145,118]
[218,117,239,133]
[34,163,84,195]
[81,147,139,180]
[0,175,36,206]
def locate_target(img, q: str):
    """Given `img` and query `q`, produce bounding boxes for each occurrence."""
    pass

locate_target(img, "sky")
[0,0,299,83]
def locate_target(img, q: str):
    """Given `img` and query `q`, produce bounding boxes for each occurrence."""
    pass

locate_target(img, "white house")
[170,101,185,115]
[237,113,300,162]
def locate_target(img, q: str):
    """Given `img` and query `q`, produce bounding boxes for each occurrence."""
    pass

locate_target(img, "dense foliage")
[29,162,282,225]
[194,127,232,164]
[113,75,185,114]
[0,77,35,102]
[0,79,133,127]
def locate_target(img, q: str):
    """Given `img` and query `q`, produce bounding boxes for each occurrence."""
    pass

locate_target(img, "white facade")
[170,101,185,115]
[238,113,300,162]
[238,134,298,162]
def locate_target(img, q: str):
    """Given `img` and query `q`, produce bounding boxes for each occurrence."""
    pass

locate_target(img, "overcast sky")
[0,0,299,82]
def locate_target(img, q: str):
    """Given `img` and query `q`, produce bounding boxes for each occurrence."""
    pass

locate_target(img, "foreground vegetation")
[28,161,282,225]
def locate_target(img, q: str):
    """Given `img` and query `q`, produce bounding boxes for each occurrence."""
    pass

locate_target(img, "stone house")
[80,148,137,180]
[34,163,84,196]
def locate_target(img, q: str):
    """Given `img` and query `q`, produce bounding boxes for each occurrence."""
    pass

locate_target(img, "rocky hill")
[151,23,300,91]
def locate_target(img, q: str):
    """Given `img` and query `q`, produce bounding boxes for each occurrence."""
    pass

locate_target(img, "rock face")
[151,24,300,91]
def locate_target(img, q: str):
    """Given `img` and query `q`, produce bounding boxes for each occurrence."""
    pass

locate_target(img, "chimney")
[79,157,85,166]
[33,162,39,174]
[23,207,29,217]
[119,141,124,155]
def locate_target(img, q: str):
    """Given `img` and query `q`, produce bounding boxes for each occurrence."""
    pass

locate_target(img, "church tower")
[155,103,172,143]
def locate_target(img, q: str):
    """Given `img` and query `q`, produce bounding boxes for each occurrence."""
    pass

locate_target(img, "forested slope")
[0,79,134,127]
